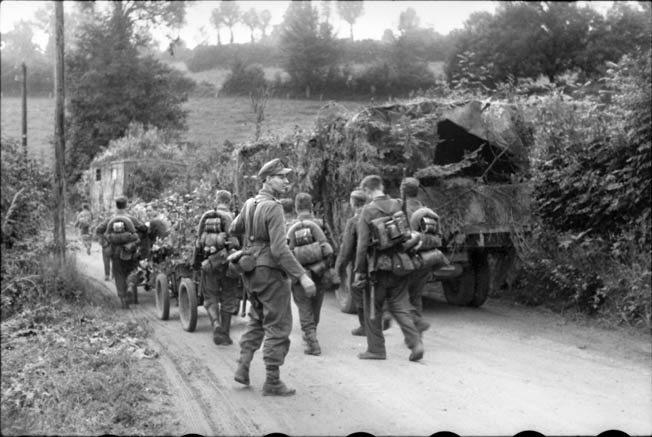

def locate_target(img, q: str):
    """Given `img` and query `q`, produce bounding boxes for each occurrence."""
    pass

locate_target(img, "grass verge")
[1,276,181,436]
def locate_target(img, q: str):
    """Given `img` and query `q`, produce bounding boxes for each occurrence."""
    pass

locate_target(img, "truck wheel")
[442,263,475,306]
[469,252,490,307]
[335,264,356,314]
[178,277,197,332]
[155,273,170,320]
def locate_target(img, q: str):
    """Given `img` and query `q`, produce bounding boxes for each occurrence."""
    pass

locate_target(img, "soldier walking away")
[229,158,317,396]
[193,190,241,346]
[95,213,112,281]
[287,192,335,356]
[335,190,368,336]
[95,196,148,309]
[74,203,93,255]
[126,218,170,305]
[352,175,424,362]
[401,177,433,334]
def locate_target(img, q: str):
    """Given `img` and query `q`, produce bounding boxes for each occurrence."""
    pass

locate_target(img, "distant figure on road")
[74,203,93,255]
[230,158,316,397]
[95,196,148,309]
[95,213,113,281]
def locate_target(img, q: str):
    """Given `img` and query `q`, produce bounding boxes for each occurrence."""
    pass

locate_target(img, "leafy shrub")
[220,61,268,96]
[1,138,52,248]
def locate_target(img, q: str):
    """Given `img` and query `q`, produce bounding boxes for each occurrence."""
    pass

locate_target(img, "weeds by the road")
[1,296,180,436]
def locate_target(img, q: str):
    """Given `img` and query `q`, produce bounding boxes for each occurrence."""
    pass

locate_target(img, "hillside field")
[0,96,363,163]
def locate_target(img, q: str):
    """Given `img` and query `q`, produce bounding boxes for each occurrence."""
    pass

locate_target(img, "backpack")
[196,210,231,269]
[369,210,411,251]
[287,219,334,275]
[104,215,140,260]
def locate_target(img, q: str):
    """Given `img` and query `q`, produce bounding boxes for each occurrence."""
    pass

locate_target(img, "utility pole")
[21,62,27,153]
[54,1,66,263]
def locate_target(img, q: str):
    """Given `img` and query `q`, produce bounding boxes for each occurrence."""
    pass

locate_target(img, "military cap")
[115,196,128,209]
[258,158,292,180]
[401,177,420,189]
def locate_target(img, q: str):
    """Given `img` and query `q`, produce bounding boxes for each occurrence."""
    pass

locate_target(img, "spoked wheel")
[335,264,356,314]
[155,273,170,320]
[178,277,198,332]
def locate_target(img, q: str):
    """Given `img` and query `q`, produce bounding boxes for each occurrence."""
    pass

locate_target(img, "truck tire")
[442,263,475,306]
[155,273,170,320]
[469,252,490,307]
[335,264,356,314]
[442,251,491,307]
[178,277,198,332]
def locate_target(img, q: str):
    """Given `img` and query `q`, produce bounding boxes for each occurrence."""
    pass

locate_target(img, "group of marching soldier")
[91,158,445,397]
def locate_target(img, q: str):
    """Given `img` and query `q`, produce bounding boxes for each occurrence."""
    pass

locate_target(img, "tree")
[64,1,194,184]
[210,8,224,45]
[279,1,338,97]
[259,9,272,38]
[398,7,419,34]
[220,0,241,44]
[336,0,364,40]
[242,8,260,43]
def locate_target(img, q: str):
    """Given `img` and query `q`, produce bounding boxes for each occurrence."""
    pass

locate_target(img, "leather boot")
[303,331,321,356]
[213,311,233,345]
[409,340,425,362]
[234,350,253,386]
[207,306,220,327]
[352,307,365,336]
[262,365,295,396]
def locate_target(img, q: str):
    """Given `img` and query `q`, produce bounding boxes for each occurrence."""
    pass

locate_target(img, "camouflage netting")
[230,98,534,241]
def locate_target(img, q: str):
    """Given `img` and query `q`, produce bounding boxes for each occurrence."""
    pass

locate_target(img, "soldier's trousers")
[407,269,432,321]
[239,267,293,367]
[202,268,241,314]
[102,245,112,278]
[291,278,325,335]
[363,271,421,354]
[111,256,138,300]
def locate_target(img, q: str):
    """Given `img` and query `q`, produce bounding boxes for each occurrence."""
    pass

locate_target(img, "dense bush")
[220,61,268,96]
[1,138,52,248]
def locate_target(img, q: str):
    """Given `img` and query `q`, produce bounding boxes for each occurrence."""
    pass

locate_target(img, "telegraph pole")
[21,62,27,153]
[54,1,66,263]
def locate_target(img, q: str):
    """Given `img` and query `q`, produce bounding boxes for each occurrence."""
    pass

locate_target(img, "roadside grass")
[1,258,180,436]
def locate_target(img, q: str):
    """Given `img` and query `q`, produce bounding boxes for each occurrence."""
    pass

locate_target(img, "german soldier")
[287,192,334,356]
[352,175,424,361]
[401,177,432,333]
[194,190,241,345]
[230,158,316,396]
[95,196,148,309]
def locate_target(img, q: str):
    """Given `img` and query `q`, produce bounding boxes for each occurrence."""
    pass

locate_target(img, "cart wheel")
[335,264,356,314]
[155,273,170,320]
[178,277,197,332]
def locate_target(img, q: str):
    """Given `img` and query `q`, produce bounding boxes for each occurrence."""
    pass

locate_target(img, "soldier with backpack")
[286,192,335,356]
[95,196,148,309]
[352,175,424,362]
[74,203,93,255]
[230,158,316,397]
[193,190,241,346]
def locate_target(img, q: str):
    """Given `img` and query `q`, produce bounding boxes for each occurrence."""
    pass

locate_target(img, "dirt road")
[75,245,651,436]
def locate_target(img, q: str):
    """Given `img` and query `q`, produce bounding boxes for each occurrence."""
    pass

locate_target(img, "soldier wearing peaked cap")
[229,158,317,397]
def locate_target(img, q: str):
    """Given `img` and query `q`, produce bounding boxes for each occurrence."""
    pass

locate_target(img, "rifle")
[240,280,247,317]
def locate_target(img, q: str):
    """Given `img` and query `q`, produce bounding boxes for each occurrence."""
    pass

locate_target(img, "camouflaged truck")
[229,98,533,310]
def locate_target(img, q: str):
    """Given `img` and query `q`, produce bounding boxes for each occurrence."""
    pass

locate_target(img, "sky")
[1,0,615,51]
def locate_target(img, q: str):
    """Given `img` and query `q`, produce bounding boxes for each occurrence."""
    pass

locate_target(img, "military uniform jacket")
[354,194,403,274]
[230,187,305,280]
[405,198,425,220]
[337,213,359,268]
